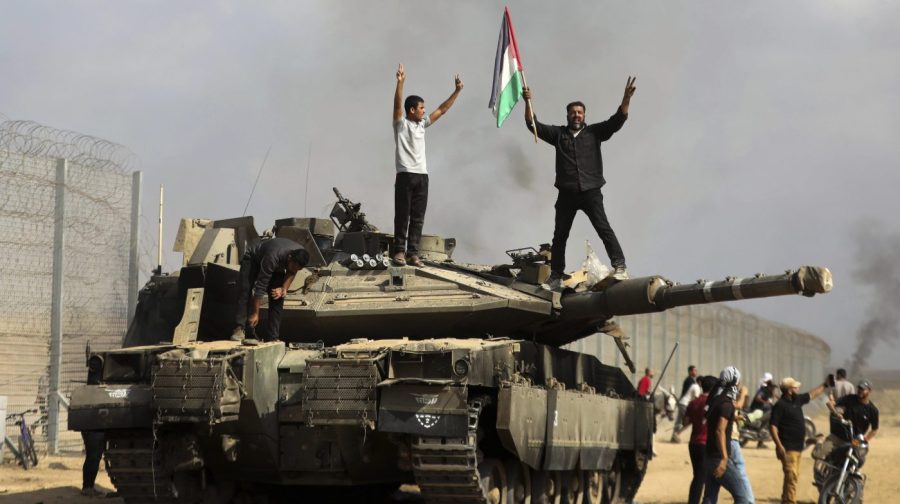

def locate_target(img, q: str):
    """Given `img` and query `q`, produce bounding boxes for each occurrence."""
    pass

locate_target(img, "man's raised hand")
[397,64,405,82]
[620,76,636,114]
[623,76,636,101]
[522,86,532,101]
[454,74,464,92]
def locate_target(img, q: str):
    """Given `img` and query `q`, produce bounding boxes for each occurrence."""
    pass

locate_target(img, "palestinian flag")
[489,7,524,127]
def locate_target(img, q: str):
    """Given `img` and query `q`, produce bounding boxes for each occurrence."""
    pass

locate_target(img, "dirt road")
[2,390,897,503]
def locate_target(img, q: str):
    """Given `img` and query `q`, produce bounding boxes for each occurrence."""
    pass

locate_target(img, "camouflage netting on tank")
[0,120,137,453]
[567,304,831,412]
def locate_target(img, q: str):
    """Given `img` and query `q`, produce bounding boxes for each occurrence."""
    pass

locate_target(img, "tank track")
[411,400,487,503]
[104,430,177,503]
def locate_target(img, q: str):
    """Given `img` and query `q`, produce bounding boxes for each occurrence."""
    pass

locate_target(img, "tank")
[69,188,832,503]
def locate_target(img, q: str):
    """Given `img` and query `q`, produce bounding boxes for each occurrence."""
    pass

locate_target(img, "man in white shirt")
[391,63,463,267]
[832,368,855,401]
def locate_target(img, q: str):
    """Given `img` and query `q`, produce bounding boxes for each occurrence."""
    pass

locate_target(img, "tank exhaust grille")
[151,358,242,424]
[301,359,379,428]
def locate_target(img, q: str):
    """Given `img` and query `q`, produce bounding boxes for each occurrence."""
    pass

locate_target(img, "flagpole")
[520,69,538,143]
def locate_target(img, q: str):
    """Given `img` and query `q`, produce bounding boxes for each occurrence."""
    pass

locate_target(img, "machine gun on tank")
[330,187,377,232]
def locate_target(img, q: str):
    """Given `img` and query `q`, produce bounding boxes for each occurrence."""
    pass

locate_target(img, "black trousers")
[551,188,626,273]
[234,253,286,341]
[688,442,705,504]
[82,431,106,490]
[393,172,429,255]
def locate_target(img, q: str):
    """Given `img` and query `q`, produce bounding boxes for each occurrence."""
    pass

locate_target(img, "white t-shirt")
[394,116,431,174]
[679,382,702,407]
[833,379,855,401]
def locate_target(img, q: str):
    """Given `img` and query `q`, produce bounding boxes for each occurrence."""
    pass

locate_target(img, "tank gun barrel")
[561,266,832,319]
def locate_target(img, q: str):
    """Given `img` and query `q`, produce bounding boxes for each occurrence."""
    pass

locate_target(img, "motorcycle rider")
[746,375,778,447]
[824,379,879,448]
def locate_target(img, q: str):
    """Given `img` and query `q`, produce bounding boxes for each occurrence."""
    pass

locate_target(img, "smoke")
[846,221,900,377]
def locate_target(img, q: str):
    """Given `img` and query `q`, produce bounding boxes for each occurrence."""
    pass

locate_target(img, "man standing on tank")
[391,63,464,267]
[523,77,636,287]
[232,237,309,342]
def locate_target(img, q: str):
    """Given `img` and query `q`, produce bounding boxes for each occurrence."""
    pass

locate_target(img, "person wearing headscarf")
[702,366,753,503]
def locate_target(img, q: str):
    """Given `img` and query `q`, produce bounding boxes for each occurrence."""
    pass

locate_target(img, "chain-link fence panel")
[0,120,137,455]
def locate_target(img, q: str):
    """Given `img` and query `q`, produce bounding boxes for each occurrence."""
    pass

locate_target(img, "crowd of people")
[647,365,880,504]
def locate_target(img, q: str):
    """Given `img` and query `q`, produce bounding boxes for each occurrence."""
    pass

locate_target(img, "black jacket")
[527,108,627,192]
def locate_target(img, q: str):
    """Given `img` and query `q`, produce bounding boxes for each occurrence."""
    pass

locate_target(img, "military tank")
[69,188,832,504]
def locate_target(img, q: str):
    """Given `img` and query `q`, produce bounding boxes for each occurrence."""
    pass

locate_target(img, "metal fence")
[0,120,141,455]
[567,304,831,403]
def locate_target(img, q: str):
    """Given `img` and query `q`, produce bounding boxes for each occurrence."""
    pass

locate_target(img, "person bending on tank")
[232,237,309,342]
[523,77,636,289]
[391,63,463,267]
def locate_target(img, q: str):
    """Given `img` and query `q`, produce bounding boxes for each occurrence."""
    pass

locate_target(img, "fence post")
[48,158,67,455]
[127,171,142,330]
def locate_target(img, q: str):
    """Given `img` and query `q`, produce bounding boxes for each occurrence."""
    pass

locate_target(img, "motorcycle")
[813,419,867,504]
[738,408,816,448]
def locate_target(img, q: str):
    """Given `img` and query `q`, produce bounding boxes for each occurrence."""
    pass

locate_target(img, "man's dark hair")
[566,101,586,113]
[700,375,717,393]
[288,249,310,267]
[836,368,847,379]
[688,365,696,374]
[404,95,424,114]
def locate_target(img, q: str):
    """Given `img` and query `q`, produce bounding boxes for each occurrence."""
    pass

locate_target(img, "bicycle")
[4,408,40,469]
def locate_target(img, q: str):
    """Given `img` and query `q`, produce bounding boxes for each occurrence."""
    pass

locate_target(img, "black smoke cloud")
[847,221,900,377]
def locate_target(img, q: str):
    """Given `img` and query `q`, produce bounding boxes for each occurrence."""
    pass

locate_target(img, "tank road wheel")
[531,470,561,504]
[600,461,622,504]
[505,460,532,504]
[479,458,508,504]
[560,471,582,504]
[582,471,602,504]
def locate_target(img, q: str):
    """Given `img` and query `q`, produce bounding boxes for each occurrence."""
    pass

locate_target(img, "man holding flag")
[523,79,636,286]
[489,7,635,287]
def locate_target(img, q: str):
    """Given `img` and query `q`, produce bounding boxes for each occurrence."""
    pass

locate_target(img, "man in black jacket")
[523,77,636,287]
[232,238,309,342]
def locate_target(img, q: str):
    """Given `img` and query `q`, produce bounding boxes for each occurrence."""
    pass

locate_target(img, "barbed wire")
[0,118,138,452]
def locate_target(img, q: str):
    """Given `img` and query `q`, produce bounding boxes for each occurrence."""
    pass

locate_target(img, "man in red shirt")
[637,368,654,398]
[684,375,717,504]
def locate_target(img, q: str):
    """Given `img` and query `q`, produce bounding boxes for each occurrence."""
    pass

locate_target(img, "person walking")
[522,78,636,288]
[702,366,752,504]
[637,367,654,399]
[391,63,463,267]
[684,375,717,504]
[769,376,828,504]
[673,365,701,443]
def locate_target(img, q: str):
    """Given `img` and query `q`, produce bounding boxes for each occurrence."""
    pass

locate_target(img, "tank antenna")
[303,142,312,215]
[243,146,272,216]
[650,342,679,398]
[156,184,163,275]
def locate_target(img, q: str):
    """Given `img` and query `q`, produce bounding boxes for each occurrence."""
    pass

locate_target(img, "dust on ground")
[2,389,898,504]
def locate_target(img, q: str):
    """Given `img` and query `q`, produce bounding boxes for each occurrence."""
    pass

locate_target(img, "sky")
[1,1,898,369]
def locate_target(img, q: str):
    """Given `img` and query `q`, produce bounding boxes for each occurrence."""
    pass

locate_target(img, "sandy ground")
[637,388,900,503]
[2,390,898,504]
